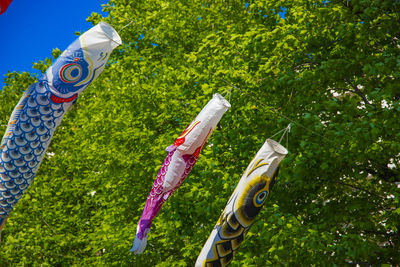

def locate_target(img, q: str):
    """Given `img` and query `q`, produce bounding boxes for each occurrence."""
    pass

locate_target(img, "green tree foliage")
[1,0,399,265]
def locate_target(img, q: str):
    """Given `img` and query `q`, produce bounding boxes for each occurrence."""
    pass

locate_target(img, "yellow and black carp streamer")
[196,139,288,267]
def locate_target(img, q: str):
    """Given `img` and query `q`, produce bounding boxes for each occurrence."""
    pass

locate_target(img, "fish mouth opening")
[213,93,231,108]
[99,21,123,47]
[266,139,288,155]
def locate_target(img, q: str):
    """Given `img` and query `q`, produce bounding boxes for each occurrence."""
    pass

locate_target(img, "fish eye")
[255,190,268,205]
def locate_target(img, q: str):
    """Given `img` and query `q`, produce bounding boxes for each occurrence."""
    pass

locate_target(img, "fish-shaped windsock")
[0,0,12,15]
[196,139,288,267]
[131,93,231,254]
[0,22,122,232]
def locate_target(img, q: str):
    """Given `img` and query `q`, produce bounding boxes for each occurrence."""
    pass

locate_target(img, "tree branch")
[338,181,389,212]
[363,230,400,237]
[343,77,377,110]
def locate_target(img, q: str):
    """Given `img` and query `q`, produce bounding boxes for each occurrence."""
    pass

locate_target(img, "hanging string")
[268,126,287,140]
[95,1,357,147]
[223,87,232,104]
[286,124,290,150]
[124,26,337,144]
[119,20,133,33]
[267,123,291,149]
[96,0,134,33]
[278,123,291,144]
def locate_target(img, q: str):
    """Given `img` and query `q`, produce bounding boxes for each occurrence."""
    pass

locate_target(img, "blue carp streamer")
[0,22,121,231]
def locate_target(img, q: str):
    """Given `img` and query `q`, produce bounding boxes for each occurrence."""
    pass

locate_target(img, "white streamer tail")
[130,234,148,254]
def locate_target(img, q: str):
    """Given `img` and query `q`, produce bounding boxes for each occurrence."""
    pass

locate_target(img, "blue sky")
[0,1,286,88]
[0,0,108,88]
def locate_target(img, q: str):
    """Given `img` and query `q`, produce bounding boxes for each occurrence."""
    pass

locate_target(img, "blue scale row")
[0,82,70,218]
